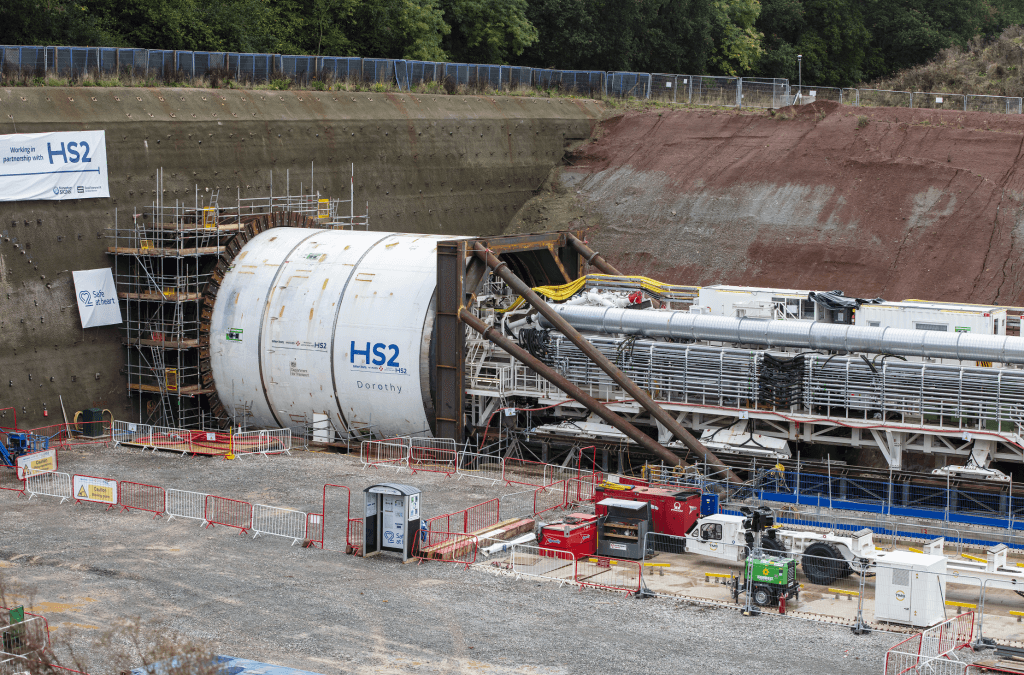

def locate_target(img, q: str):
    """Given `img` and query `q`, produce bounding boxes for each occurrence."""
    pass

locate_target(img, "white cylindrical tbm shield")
[209,228,460,439]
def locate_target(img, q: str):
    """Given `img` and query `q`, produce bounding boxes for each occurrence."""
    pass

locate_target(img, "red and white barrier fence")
[306,513,323,545]
[347,518,363,555]
[166,489,208,523]
[501,457,551,487]
[0,614,51,666]
[465,498,500,533]
[408,437,457,476]
[252,504,306,545]
[118,481,166,518]
[0,470,25,496]
[204,495,253,535]
[533,480,569,515]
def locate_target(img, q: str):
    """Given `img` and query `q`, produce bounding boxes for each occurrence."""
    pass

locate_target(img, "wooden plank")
[118,291,202,302]
[107,246,226,256]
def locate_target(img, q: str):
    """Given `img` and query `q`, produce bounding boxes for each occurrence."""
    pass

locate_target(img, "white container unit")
[209,228,466,440]
[855,301,1007,336]
[872,551,947,628]
[697,285,818,321]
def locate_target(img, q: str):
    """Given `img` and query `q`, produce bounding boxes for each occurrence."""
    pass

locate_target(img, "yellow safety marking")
[1016,562,1024,568]
[946,601,977,609]
[585,558,620,565]
[961,553,986,563]
[704,572,733,579]
[1010,611,1024,617]
[909,547,923,554]
[828,588,859,597]
[644,563,670,567]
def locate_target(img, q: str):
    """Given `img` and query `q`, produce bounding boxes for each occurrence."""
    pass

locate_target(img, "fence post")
[736,78,742,107]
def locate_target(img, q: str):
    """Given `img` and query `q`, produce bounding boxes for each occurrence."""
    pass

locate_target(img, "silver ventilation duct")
[540,305,1024,365]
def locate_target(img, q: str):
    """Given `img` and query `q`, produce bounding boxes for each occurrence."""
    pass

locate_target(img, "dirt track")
[558,101,1024,305]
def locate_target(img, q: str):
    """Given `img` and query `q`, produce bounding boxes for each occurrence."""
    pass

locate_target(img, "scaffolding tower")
[108,165,368,430]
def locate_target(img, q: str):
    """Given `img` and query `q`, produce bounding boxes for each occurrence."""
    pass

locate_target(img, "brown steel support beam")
[459,309,684,467]
[566,232,623,276]
[472,242,740,483]
[434,240,466,442]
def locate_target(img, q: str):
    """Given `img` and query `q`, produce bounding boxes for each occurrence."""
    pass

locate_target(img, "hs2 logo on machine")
[350,341,407,375]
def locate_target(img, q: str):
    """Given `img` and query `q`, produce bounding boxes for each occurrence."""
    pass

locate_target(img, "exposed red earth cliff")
[564,101,1024,304]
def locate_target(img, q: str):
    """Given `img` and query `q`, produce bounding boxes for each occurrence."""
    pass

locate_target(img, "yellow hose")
[496,273,696,313]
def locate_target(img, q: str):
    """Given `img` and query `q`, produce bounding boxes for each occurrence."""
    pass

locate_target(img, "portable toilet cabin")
[363,483,421,561]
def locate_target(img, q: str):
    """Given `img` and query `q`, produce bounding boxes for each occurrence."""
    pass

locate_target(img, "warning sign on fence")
[16,448,56,480]
[72,475,118,505]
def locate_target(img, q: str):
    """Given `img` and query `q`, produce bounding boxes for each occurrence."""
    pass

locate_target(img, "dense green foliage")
[1,0,1022,86]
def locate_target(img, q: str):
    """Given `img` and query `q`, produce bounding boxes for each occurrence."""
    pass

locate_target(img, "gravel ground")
[0,444,905,674]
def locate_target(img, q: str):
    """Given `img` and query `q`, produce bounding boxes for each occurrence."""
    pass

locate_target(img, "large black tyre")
[801,542,852,585]
[761,537,787,555]
[752,585,775,607]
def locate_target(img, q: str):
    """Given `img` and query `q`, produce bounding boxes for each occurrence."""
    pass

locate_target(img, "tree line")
[2,0,1022,87]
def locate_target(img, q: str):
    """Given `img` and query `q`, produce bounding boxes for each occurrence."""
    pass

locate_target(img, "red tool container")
[539,513,598,558]
[594,485,701,537]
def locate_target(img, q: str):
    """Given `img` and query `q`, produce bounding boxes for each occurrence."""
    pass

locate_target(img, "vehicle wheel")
[752,586,774,607]
[801,542,851,585]
[761,537,787,555]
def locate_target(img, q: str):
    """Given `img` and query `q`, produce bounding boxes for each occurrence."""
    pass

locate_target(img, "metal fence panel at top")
[692,76,740,107]
[607,71,651,99]
[967,93,1023,114]
[741,78,790,108]
[405,60,443,85]
[856,88,913,108]
[5,42,1024,118]
[362,58,395,84]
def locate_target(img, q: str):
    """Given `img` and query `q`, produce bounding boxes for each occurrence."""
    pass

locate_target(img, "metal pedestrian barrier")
[231,429,292,457]
[204,496,253,535]
[510,544,576,585]
[118,481,165,518]
[166,489,209,524]
[408,436,457,475]
[359,439,409,470]
[25,471,71,503]
[575,556,642,594]
[252,504,307,545]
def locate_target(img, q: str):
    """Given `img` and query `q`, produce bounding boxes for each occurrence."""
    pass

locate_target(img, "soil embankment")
[558,101,1024,304]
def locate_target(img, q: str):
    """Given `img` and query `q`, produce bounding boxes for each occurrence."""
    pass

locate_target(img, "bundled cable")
[518,328,552,362]
[758,353,805,408]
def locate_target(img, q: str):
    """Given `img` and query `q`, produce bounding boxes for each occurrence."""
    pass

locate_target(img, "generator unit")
[872,550,947,628]
[734,554,800,607]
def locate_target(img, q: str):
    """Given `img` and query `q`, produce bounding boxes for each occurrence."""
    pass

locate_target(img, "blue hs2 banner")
[0,130,109,201]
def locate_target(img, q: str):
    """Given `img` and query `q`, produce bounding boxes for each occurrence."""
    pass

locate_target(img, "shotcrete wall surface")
[566,101,1024,307]
[0,87,602,428]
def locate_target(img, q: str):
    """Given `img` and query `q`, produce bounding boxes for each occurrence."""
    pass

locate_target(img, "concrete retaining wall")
[0,87,602,428]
